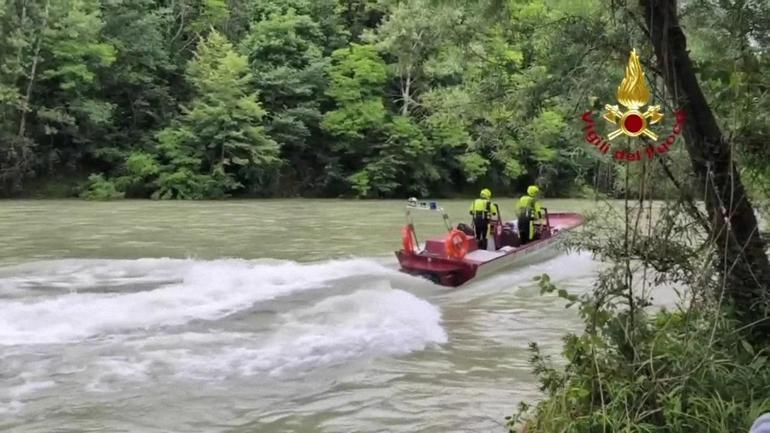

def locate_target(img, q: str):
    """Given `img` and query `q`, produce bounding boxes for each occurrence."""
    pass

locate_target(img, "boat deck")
[463,247,516,263]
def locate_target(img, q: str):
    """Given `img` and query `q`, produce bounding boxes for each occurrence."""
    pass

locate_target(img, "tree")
[371,0,461,116]
[0,0,45,192]
[338,0,385,42]
[241,8,328,194]
[99,0,175,166]
[322,43,389,195]
[0,0,116,194]
[0,0,763,208]
[642,0,770,332]
[150,30,279,199]
[165,0,230,56]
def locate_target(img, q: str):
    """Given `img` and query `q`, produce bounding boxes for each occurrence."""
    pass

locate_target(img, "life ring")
[402,225,417,254]
[445,229,469,259]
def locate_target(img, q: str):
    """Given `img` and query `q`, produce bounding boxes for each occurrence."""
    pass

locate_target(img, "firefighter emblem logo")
[581,49,686,162]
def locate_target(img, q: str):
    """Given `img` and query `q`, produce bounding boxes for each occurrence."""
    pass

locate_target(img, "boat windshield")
[405,199,452,234]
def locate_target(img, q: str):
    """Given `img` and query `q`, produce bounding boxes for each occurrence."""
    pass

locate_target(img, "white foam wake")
[0,258,400,345]
[118,287,448,380]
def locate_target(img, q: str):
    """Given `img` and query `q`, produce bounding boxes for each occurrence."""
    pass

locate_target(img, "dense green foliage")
[506,194,770,433]
[516,298,770,433]
[1,0,683,199]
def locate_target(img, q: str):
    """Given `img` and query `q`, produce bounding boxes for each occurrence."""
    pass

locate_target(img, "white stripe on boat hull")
[469,236,565,282]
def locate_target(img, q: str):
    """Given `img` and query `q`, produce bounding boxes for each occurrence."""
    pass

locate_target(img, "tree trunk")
[18,0,50,138]
[642,0,770,330]
[401,68,412,116]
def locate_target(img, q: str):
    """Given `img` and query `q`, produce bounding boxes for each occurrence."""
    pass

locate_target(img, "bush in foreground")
[508,275,770,433]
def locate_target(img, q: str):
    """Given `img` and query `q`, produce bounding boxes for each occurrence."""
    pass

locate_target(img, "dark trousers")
[518,215,531,244]
[473,215,489,250]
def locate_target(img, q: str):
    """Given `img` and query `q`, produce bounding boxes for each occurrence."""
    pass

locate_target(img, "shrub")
[79,173,125,200]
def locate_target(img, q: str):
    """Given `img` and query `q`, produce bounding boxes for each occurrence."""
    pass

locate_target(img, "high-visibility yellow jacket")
[517,195,542,219]
[469,199,497,218]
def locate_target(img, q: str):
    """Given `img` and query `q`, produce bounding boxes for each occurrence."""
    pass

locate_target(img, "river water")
[0,199,601,433]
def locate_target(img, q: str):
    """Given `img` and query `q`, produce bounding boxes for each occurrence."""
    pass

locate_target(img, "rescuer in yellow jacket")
[469,188,496,250]
[517,185,543,244]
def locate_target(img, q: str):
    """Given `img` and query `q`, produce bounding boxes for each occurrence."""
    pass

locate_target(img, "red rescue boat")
[395,199,585,286]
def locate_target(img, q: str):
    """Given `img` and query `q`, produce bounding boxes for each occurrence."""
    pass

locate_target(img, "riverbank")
[7,168,676,201]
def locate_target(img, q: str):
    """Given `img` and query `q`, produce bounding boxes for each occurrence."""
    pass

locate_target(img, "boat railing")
[405,198,452,232]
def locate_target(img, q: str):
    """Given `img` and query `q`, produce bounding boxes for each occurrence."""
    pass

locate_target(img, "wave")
[0,257,412,345]
[110,286,448,380]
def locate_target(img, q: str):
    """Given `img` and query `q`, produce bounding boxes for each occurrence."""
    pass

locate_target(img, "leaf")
[741,339,755,356]
[751,355,767,371]
[557,289,578,302]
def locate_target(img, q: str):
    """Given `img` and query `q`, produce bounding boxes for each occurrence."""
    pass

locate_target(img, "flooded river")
[0,199,600,433]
